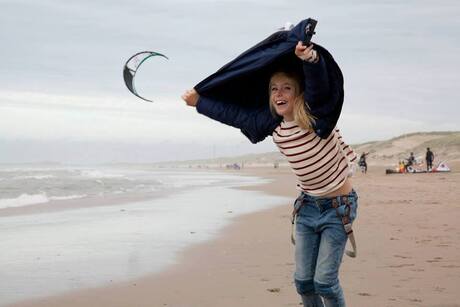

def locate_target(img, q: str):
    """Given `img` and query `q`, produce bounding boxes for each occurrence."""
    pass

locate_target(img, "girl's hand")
[181,89,200,107]
[295,41,319,63]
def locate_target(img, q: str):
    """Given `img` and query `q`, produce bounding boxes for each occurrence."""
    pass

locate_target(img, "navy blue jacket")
[194,19,344,143]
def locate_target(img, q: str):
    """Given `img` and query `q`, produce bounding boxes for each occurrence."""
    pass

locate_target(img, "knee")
[295,279,344,300]
[294,278,315,295]
[314,280,343,298]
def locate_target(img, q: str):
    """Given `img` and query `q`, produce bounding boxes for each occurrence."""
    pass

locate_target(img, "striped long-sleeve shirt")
[272,120,357,196]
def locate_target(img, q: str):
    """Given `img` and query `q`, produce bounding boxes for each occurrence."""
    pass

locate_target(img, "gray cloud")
[1,0,459,162]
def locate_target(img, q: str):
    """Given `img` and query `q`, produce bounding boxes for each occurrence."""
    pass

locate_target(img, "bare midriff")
[323,177,353,198]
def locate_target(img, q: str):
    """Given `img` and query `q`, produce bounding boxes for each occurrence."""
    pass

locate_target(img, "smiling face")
[269,72,301,121]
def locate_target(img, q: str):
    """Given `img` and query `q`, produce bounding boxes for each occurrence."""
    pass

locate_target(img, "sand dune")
[155,131,460,168]
[353,131,460,166]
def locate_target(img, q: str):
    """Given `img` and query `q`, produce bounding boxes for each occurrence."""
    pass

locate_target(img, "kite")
[123,51,169,102]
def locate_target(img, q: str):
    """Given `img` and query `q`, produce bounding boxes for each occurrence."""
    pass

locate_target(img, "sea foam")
[0,193,85,209]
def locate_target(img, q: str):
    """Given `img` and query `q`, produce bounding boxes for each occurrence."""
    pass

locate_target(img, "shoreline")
[10,166,460,307]
[9,167,299,307]
[0,168,256,218]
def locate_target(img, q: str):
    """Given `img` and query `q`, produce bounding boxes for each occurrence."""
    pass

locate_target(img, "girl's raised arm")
[181,89,280,144]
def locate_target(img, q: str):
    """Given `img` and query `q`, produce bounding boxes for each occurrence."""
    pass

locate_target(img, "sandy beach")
[10,163,460,307]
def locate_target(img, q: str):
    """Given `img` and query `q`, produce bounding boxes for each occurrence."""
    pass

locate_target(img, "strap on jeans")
[290,196,304,245]
[332,197,357,258]
[291,195,357,258]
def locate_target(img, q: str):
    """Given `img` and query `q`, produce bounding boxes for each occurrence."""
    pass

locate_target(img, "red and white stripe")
[273,121,357,196]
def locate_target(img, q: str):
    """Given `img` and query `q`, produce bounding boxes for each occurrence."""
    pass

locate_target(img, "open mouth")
[275,100,287,106]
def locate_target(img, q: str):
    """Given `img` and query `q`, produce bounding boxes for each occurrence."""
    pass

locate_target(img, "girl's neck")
[283,115,295,122]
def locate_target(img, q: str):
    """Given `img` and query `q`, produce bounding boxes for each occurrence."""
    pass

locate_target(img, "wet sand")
[11,163,460,307]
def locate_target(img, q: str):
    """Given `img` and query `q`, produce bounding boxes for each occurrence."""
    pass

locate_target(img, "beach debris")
[426,257,443,263]
[357,292,372,296]
[387,264,415,268]
[267,288,281,293]
[393,254,411,259]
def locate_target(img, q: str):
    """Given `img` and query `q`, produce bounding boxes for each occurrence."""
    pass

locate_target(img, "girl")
[182,42,358,307]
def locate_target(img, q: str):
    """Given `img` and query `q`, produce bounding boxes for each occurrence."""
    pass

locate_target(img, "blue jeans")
[294,190,358,307]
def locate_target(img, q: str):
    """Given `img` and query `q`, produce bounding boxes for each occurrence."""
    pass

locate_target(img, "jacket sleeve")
[303,55,330,109]
[303,54,337,139]
[196,96,281,144]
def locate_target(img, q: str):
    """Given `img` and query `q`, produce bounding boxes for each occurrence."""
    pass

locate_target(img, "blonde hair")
[269,71,316,131]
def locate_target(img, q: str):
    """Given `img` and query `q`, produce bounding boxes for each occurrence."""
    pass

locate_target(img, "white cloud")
[0,90,247,144]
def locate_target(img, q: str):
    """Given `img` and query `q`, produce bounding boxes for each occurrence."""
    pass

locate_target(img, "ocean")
[0,164,288,306]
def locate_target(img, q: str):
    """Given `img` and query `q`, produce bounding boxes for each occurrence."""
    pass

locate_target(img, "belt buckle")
[332,198,339,209]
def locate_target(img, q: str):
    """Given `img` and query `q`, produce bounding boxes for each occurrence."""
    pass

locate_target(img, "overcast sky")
[1,0,459,163]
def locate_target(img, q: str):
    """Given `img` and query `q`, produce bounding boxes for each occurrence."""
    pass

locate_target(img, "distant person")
[399,160,406,173]
[408,152,415,165]
[426,147,434,171]
[358,152,369,173]
[405,152,416,172]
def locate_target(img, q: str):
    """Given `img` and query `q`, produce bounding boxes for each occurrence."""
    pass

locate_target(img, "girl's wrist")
[302,50,319,63]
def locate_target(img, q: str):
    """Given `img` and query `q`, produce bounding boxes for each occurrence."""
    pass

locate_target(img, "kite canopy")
[194,18,344,141]
[123,51,168,102]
